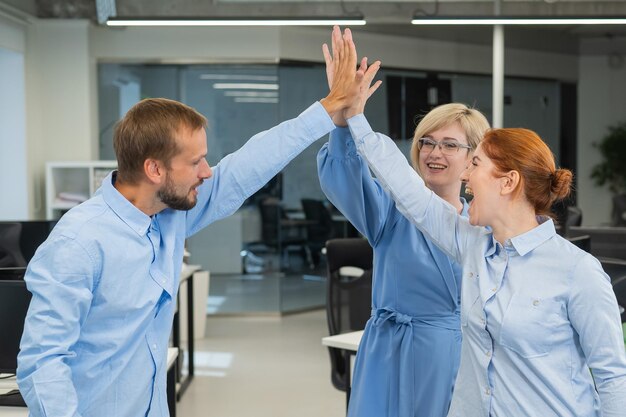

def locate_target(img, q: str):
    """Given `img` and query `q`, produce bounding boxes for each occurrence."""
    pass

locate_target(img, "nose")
[460,165,470,182]
[200,159,212,179]
[429,143,444,157]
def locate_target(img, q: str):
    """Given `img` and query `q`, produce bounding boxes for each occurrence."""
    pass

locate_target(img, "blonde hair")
[410,103,490,172]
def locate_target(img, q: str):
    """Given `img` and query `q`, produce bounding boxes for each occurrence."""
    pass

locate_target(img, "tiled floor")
[177,309,346,417]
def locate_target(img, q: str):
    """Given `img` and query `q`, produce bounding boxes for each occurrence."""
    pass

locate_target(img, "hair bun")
[551,169,573,200]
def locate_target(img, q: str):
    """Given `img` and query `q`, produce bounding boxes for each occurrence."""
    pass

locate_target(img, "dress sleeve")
[568,254,626,416]
[347,113,482,263]
[317,126,395,244]
[17,237,95,417]
[185,101,335,237]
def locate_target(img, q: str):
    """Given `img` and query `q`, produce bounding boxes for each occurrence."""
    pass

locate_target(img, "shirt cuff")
[346,113,374,145]
[327,127,357,156]
[299,102,336,140]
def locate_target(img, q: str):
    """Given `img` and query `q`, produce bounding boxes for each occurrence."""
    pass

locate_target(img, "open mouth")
[426,163,447,171]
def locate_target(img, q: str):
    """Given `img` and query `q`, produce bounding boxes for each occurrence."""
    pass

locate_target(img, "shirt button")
[468,272,473,278]
[533,299,540,306]
[485,388,491,396]
[485,350,492,357]
[480,318,486,325]
[491,287,497,292]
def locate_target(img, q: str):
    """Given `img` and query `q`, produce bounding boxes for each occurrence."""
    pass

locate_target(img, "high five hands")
[322,26,382,126]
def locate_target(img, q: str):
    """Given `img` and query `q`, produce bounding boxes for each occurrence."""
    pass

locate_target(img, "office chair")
[612,275,626,323]
[0,223,27,268]
[325,238,373,392]
[601,258,626,284]
[301,199,335,267]
[567,234,591,253]
[258,198,311,269]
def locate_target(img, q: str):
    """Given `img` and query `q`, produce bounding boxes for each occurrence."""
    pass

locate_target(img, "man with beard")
[16,26,378,417]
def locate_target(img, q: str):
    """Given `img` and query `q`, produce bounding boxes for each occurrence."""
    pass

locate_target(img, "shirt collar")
[484,216,555,257]
[508,216,556,256]
[101,171,152,236]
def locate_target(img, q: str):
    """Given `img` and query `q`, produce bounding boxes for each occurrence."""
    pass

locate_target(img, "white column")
[492,24,504,128]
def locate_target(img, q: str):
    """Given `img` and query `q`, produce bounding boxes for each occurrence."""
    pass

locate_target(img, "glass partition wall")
[98,62,570,314]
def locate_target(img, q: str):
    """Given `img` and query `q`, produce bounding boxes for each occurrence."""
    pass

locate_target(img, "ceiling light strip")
[411,17,626,26]
[107,18,366,27]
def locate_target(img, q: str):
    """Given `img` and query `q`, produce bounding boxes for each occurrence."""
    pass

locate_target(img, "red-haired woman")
[343,114,626,416]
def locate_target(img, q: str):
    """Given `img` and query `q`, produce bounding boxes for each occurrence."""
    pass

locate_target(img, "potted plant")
[591,122,626,226]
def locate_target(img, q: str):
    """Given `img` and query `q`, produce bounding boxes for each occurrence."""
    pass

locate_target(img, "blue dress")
[317,127,466,417]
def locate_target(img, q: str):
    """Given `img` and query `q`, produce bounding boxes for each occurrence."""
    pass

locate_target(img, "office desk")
[0,349,179,417]
[0,375,24,416]
[321,330,364,408]
[166,347,179,417]
[0,406,26,417]
[172,264,201,400]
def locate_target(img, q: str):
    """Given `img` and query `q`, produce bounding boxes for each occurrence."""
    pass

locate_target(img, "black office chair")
[325,238,373,392]
[567,234,591,253]
[301,199,335,267]
[258,198,311,269]
[612,275,626,323]
[0,223,27,268]
[601,258,626,284]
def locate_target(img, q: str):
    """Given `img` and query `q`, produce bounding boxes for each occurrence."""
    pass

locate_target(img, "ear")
[143,159,166,185]
[500,170,520,196]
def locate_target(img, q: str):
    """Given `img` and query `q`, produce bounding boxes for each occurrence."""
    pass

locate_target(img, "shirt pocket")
[499,296,562,358]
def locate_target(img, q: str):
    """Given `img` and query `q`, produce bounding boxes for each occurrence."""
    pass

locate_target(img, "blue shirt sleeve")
[568,255,626,416]
[184,101,335,237]
[17,236,96,417]
[347,113,482,264]
[317,126,393,244]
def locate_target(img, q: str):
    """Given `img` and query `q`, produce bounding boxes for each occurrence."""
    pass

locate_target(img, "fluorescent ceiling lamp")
[200,74,278,81]
[411,16,626,25]
[234,97,279,103]
[213,83,279,90]
[223,91,279,98]
[107,17,366,27]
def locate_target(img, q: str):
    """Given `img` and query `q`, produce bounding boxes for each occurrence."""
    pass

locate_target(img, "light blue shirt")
[347,113,626,417]
[17,102,335,417]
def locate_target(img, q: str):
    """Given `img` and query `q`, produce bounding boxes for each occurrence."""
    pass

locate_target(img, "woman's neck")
[490,200,539,244]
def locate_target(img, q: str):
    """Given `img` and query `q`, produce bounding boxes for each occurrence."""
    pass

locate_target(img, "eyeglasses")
[417,138,472,156]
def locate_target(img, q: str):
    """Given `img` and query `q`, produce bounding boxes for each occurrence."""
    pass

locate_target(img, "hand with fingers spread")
[322,26,382,125]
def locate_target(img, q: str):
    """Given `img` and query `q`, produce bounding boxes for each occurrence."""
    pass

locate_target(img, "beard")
[157,174,200,211]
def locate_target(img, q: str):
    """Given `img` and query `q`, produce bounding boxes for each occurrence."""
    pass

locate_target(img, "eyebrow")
[424,135,463,142]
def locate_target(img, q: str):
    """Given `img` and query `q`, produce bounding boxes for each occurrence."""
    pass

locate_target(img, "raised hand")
[321,26,382,124]
[344,57,382,120]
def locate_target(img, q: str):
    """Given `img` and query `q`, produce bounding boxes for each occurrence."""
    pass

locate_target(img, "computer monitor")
[0,221,56,266]
[17,221,56,262]
[0,271,31,374]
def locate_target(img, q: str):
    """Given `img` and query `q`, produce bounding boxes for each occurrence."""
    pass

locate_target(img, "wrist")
[320,95,345,116]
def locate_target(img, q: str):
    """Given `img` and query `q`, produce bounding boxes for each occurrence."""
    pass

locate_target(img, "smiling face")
[157,126,212,211]
[460,143,504,227]
[417,122,473,197]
